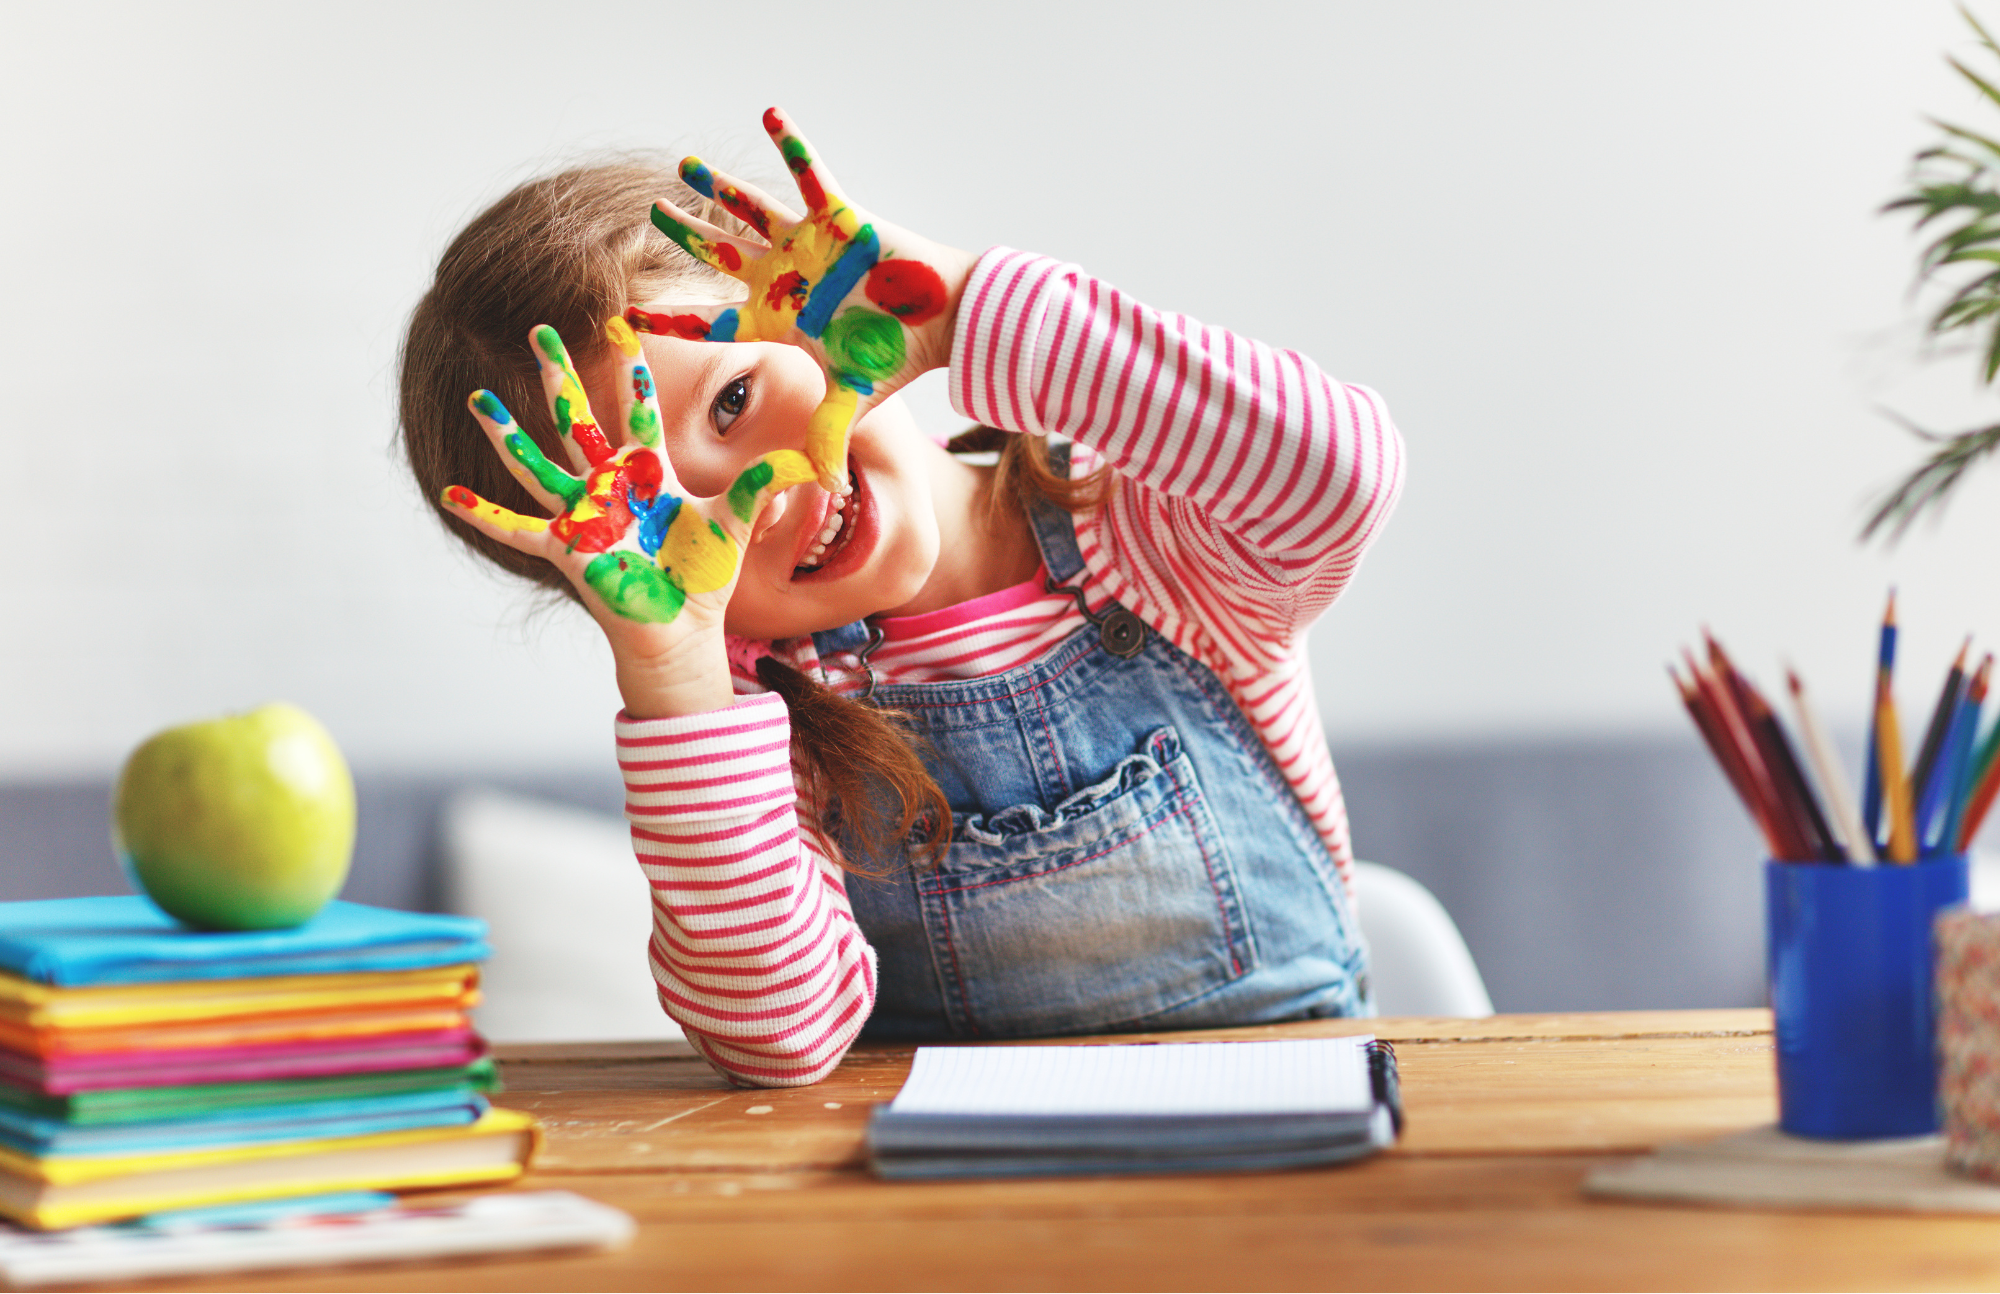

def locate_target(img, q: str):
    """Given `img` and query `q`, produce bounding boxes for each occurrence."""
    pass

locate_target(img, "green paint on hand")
[823,308,906,383]
[505,430,585,508]
[584,551,686,623]
[728,460,776,523]
[533,325,570,368]
[629,403,660,447]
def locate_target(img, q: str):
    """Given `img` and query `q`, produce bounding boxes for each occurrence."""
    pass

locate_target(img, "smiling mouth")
[793,460,860,576]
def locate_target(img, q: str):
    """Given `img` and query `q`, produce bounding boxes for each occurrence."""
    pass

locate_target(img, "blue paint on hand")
[635,493,684,559]
[472,390,514,425]
[709,308,740,343]
[796,224,881,339]
[681,159,717,199]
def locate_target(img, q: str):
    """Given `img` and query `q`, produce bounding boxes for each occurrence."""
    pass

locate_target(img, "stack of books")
[0,897,538,1229]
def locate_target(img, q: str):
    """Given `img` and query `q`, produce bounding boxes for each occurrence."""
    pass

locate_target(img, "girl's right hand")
[632,107,976,495]
[441,318,815,718]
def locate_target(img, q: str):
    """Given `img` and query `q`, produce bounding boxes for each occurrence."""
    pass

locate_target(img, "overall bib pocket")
[914,727,1259,1037]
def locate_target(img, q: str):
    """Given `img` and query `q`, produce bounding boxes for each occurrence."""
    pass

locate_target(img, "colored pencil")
[1788,668,1874,864]
[1682,652,1793,857]
[1862,592,1897,848]
[1877,673,1918,864]
[1958,707,2000,851]
[1958,720,2000,850]
[1911,638,1971,847]
[1745,681,1842,861]
[1694,652,1808,860]
[1673,666,1788,858]
[1709,636,1833,860]
[1937,655,1991,856]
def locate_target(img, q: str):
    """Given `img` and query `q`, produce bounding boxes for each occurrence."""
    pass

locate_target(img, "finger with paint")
[603,315,666,452]
[533,325,616,474]
[677,157,800,243]
[463,388,586,518]
[760,106,854,227]
[647,203,767,280]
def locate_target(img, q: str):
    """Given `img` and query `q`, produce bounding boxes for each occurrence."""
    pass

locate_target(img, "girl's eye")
[712,376,751,435]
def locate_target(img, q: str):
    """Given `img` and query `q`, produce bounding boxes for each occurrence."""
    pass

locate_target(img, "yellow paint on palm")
[442,486,548,534]
[732,216,862,343]
[660,507,738,595]
[805,385,858,486]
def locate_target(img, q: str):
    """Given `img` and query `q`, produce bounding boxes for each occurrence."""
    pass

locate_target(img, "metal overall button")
[1046,576,1148,660]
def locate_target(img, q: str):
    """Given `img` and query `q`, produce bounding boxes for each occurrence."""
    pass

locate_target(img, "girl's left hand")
[630,107,977,493]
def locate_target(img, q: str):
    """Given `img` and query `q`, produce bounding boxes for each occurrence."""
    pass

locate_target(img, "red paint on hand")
[625,307,715,342]
[719,187,772,240]
[444,485,477,509]
[865,260,948,325]
[712,242,744,273]
[623,449,663,501]
[765,270,810,313]
[571,420,615,466]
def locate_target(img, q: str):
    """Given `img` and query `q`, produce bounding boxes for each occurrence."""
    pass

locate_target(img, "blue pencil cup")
[1765,855,1970,1139]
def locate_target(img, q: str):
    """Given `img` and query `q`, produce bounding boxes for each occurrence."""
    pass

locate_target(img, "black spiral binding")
[1367,1039,1404,1136]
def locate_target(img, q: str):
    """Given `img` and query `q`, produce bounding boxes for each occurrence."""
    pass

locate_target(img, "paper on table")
[887,1037,1377,1117]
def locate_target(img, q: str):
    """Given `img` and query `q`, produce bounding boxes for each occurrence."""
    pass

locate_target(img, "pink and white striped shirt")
[616,249,1404,1086]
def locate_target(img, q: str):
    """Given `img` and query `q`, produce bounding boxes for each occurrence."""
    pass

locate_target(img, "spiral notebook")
[867,1035,1402,1179]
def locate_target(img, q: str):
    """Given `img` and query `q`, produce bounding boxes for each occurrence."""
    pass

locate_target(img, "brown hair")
[399,155,1105,874]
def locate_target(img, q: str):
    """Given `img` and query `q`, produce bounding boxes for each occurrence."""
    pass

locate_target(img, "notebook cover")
[0,899,488,987]
[0,1060,497,1124]
[0,1032,485,1094]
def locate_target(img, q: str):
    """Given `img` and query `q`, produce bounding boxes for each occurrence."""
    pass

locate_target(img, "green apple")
[113,703,356,931]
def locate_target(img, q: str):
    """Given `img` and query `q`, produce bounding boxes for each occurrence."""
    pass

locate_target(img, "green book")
[0,1060,496,1125]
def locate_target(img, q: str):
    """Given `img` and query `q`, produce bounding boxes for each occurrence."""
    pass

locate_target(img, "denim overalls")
[812,450,1370,1040]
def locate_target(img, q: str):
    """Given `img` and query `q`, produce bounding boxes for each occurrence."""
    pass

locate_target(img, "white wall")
[7,0,1996,777]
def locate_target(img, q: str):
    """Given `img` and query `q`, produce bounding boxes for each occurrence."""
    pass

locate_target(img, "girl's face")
[580,333,943,641]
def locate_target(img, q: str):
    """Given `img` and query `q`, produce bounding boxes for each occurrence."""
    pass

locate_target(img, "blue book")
[0,899,488,987]
[0,1091,488,1157]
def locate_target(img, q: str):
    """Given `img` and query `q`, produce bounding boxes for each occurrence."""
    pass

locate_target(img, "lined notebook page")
[887,1037,1377,1116]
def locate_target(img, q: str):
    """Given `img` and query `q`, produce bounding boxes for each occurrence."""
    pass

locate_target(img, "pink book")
[0,1031,485,1094]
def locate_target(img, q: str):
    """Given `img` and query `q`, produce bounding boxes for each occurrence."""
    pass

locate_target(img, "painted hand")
[632,106,972,493]
[442,318,815,629]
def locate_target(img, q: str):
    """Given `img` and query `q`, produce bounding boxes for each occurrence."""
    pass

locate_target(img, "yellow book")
[0,1108,539,1230]
[0,965,480,1030]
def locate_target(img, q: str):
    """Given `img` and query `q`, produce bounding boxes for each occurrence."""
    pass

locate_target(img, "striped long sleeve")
[616,695,873,1086]
[618,247,1403,1086]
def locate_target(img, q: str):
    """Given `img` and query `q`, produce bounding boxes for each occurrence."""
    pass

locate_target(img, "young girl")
[401,109,1404,1087]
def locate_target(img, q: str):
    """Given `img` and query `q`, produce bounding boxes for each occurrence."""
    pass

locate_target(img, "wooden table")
[132,1010,2000,1292]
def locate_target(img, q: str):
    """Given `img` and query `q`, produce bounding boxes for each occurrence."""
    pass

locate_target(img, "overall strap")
[811,618,874,658]
[1026,440,1147,660]
[1024,440,1087,584]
